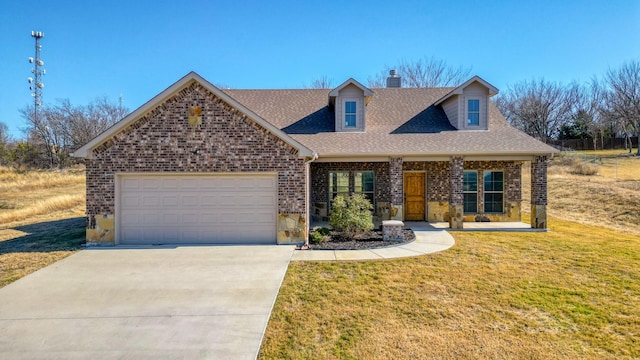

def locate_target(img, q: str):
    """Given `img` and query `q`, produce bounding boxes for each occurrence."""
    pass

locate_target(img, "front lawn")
[260,217,640,359]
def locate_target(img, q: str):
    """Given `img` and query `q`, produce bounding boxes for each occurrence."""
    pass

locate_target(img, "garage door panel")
[199,195,217,206]
[119,175,277,245]
[179,195,199,207]
[141,195,159,207]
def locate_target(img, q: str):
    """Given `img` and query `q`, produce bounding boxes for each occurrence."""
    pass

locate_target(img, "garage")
[117,174,277,245]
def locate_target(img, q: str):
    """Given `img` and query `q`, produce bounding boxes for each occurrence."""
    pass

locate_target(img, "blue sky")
[1,0,639,138]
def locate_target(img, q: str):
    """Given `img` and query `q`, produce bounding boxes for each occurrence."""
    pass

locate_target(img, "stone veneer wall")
[86,82,307,245]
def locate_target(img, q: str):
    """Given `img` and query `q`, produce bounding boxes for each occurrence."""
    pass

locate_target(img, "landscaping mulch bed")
[309,229,415,250]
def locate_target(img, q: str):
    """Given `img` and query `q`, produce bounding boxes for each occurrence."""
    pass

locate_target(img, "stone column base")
[390,205,403,221]
[531,205,547,229]
[427,201,450,222]
[277,213,306,244]
[86,214,115,246]
[449,204,464,229]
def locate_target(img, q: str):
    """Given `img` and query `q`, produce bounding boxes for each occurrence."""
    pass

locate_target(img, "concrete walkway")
[0,245,295,360]
[292,229,455,261]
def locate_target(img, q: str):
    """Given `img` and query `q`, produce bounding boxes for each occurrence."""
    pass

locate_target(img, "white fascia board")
[328,78,374,97]
[434,75,500,106]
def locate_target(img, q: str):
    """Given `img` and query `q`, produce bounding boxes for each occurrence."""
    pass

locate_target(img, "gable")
[73,72,313,159]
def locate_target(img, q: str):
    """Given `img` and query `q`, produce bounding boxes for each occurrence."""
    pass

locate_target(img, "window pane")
[484,171,504,191]
[463,171,477,191]
[467,113,479,126]
[345,101,356,113]
[354,171,375,206]
[468,99,479,111]
[329,172,349,197]
[345,101,357,127]
[345,114,356,127]
[484,193,503,213]
[467,99,480,126]
[464,193,477,213]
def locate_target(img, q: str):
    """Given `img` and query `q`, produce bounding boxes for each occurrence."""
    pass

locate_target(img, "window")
[463,171,478,213]
[467,99,480,126]
[354,171,375,205]
[484,171,504,213]
[345,101,357,127]
[329,172,349,201]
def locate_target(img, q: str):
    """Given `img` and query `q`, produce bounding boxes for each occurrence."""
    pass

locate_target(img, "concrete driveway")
[0,245,295,359]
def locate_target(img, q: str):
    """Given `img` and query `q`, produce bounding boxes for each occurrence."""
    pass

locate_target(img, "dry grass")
[0,166,86,287]
[260,219,640,359]
[0,166,85,226]
[522,154,640,236]
[261,154,640,359]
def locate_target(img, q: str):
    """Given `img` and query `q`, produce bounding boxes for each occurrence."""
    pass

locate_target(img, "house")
[73,71,557,246]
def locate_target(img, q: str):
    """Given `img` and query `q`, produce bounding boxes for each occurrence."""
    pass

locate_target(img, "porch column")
[531,156,548,229]
[389,157,403,220]
[449,156,464,229]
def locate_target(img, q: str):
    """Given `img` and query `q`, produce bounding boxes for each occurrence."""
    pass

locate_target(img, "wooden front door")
[404,172,425,221]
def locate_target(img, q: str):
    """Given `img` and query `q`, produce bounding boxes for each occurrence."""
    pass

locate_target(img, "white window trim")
[483,170,504,213]
[465,97,482,128]
[343,98,358,128]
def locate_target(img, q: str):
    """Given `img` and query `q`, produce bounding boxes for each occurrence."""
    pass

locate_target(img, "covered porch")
[309,155,549,231]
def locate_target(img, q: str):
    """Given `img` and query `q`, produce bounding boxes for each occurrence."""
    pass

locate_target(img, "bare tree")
[495,79,575,143]
[602,61,640,154]
[22,97,128,168]
[0,121,9,164]
[368,56,472,88]
[572,80,608,150]
[305,75,334,89]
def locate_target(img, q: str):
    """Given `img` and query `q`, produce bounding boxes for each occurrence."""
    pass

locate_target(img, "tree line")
[0,97,127,170]
[1,57,637,170]
[495,61,639,153]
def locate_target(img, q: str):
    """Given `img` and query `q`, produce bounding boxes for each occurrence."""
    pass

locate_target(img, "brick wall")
[449,156,464,206]
[464,161,522,205]
[86,82,306,220]
[531,156,548,205]
[389,157,403,205]
[310,162,390,205]
[403,161,450,201]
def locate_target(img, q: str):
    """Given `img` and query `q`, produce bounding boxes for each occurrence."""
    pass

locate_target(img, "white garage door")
[117,174,277,245]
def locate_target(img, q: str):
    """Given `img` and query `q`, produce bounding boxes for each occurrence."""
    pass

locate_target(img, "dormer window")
[328,78,373,132]
[467,99,480,126]
[345,101,357,127]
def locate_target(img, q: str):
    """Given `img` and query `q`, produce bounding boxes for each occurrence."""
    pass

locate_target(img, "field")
[260,151,640,359]
[0,166,86,287]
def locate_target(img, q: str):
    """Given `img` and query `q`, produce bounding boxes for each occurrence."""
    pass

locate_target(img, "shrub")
[309,227,330,244]
[570,162,599,176]
[329,194,374,239]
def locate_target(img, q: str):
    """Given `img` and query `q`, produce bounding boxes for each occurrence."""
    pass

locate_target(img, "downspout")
[304,152,319,247]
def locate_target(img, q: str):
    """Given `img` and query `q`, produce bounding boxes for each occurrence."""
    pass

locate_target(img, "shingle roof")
[222,87,557,157]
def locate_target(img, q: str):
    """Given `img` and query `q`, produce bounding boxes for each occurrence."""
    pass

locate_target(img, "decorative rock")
[382,220,404,242]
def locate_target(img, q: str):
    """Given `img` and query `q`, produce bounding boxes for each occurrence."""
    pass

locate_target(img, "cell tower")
[27,31,46,120]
